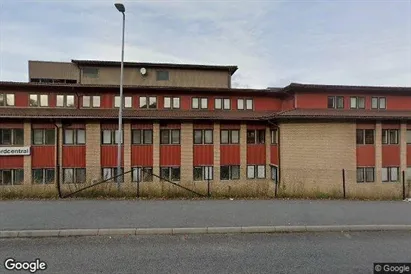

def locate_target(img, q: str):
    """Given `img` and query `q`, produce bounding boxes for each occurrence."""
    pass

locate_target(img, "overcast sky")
[0,0,410,88]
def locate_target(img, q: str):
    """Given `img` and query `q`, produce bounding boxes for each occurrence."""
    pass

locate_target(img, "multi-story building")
[0,59,410,198]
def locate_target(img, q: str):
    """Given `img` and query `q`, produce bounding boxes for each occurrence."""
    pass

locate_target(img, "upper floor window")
[83,68,99,78]
[327,96,344,109]
[237,99,253,110]
[382,129,399,144]
[0,93,15,107]
[371,97,386,109]
[160,129,180,144]
[193,129,213,144]
[83,96,100,108]
[132,129,153,144]
[101,129,123,144]
[0,129,24,145]
[156,71,169,81]
[271,129,278,144]
[56,95,75,107]
[220,129,239,144]
[407,130,411,144]
[140,96,157,109]
[114,96,132,108]
[32,129,55,145]
[64,129,86,145]
[356,129,374,145]
[247,130,265,144]
[30,94,49,107]
[164,97,180,109]
[192,98,208,109]
[215,98,231,110]
[350,97,365,109]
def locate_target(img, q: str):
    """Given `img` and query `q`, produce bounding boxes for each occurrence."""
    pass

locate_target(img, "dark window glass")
[45,169,55,184]
[365,167,374,182]
[247,130,256,144]
[356,129,364,145]
[143,130,153,144]
[364,130,374,144]
[327,97,335,108]
[171,167,180,181]
[193,167,202,181]
[160,167,170,181]
[13,129,24,145]
[1,129,11,145]
[336,96,344,109]
[156,71,169,81]
[160,130,170,144]
[194,130,202,144]
[231,166,240,180]
[389,130,399,144]
[2,170,12,185]
[143,168,153,182]
[45,129,55,145]
[257,130,265,144]
[220,166,230,180]
[32,169,43,184]
[14,169,24,185]
[132,130,141,144]
[76,169,86,183]
[357,168,364,182]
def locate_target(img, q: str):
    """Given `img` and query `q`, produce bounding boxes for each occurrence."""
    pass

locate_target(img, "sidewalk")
[1,199,410,231]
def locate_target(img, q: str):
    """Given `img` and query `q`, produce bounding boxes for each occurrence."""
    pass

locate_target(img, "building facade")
[1,60,411,198]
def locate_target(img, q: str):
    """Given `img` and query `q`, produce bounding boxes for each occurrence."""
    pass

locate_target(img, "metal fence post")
[402,170,406,200]
[342,169,346,199]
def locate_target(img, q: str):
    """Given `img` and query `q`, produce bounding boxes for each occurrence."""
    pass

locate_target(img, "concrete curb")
[1,225,410,238]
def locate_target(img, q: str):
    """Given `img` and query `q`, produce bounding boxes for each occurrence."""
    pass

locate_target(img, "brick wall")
[85,122,101,183]
[23,122,32,185]
[123,122,132,183]
[181,122,193,183]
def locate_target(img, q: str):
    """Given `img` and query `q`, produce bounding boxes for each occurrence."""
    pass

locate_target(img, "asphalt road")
[1,232,411,273]
[1,199,410,230]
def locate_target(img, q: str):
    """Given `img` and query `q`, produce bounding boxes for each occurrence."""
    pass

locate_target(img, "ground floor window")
[271,166,278,183]
[193,166,213,181]
[356,167,375,183]
[102,167,124,183]
[63,168,86,183]
[407,167,411,183]
[0,169,24,185]
[160,167,180,181]
[382,167,399,182]
[220,165,240,180]
[247,165,266,179]
[32,168,55,184]
[132,167,153,182]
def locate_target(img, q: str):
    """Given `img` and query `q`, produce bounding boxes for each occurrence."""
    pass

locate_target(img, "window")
[29,94,49,107]
[193,166,213,181]
[0,129,23,145]
[247,165,266,179]
[407,130,411,144]
[271,129,278,144]
[102,168,124,182]
[220,166,240,180]
[193,129,213,144]
[223,98,231,110]
[382,167,399,182]
[156,71,169,81]
[371,97,386,109]
[382,129,399,144]
[247,130,265,144]
[32,169,55,184]
[63,168,86,183]
[83,67,99,78]
[215,99,222,109]
[164,97,180,109]
[220,129,239,144]
[350,97,365,109]
[356,129,374,145]
[246,99,253,110]
[271,166,278,183]
[82,96,100,108]
[132,167,153,182]
[192,98,208,109]
[327,96,344,109]
[114,96,132,108]
[237,99,244,110]
[214,98,230,110]
[101,129,123,144]
[0,93,15,106]
[160,167,180,181]
[63,129,85,145]
[160,129,180,144]
[132,129,153,144]
[56,95,75,107]
[407,167,411,183]
[356,167,375,183]
[139,96,157,109]
[0,169,23,185]
[237,99,253,110]
[32,129,55,145]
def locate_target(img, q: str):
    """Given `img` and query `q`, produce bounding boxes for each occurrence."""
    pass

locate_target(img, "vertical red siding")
[220,145,240,165]
[193,145,214,165]
[160,123,181,129]
[357,123,375,129]
[220,123,241,129]
[281,96,295,111]
[382,145,400,166]
[0,156,24,168]
[254,97,282,111]
[160,145,181,166]
[270,146,278,165]
[32,124,55,129]
[62,146,86,167]
[131,145,153,166]
[32,146,55,167]
[101,94,113,109]
[181,96,191,110]
[193,123,213,129]
[247,145,266,165]
[101,146,124,167]
[49,94,56,108]
[0,123,24,128]
[15,92,28,107]
[247,124,266,130]
[356,146,375,166]
[381,123,400,129]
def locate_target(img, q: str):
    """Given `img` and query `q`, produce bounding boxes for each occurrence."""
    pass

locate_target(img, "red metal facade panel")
[357,123,375,129]
[181,96,191,110]
[407,146,411,165]
[220,123,241,129]
[381,123,400,129]
[270,146,278,165]
[193,145,214,165]
[157,95,164,109]
[382,145,400,166]
[160,123,181,129]
[31,146,55,168]
[131,123,153,129]
[220,145,240,165]
[356,145,375,166]
[31,124,55,129]
[0,123,24,128]
[62,146,86,167]
[281,97,295,111]
[296,93,328,109]
[247,145,266,165]
[101,94,113,109]
[15,92,28,107]
[247,124,266,130]
[385,96,411,110]
[101,146,124,167]
[0,156,24,169]
[160,145,181,166]
[131,145,153,166]
[254,97,282,111]
[49,94,56,108]
[193,123,213,129]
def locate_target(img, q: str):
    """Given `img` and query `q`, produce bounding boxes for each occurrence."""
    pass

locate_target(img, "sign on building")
[0,147,31,156]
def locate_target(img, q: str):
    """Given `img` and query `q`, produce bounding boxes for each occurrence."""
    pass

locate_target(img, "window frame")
[63,129,86,145]
[156,70,169,81]
[63,168,86,184]
[247,165,266,179]
[0,128,24,145]
[163,97,180,109]
[357,167,375,183]
[371,97,386,110]
[29,94,49,107]
[101,129,124,145]
[220,165,240,181]
[382,167,399,182]
[220,129,239,144]
[160,129,181,145]
[32,129,55,145]
[56,94,75,108]
[0,169,24,185]
[101,167,124,182]
[32,168,55,184]
[382,129,399,145]
[132,167,153,182]
[114,96,132,108]
[160,167,181,182]
[356,129,374,145]
[237,99,244,110]
[0,93,15,107]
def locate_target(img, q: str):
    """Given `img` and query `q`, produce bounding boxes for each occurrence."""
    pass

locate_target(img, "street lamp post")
[115,3,125,191]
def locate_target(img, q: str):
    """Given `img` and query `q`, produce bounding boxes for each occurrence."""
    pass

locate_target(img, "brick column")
[57,125,63,184]
[240,123,247,180]
[86,122,101,183]
[265,127,271,176]
[23,121,32,185]
[400,122,407,179]
[153,122,160,183]
[375,122,382,183]
[123,122,132,183]
[213,122,220,183]
[181,122,193,184]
